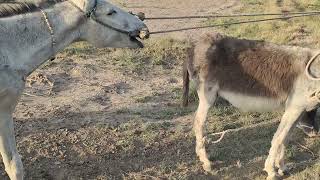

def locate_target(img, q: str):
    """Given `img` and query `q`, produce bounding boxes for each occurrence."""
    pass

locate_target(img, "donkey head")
[70,0,149,48]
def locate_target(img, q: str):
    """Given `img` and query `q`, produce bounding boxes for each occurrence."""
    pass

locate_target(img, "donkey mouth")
[128,27,149,48]
[130,36,144,48]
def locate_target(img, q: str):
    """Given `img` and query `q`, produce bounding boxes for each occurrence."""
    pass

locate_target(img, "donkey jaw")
[128,27,149,48]
[129,36,144,48]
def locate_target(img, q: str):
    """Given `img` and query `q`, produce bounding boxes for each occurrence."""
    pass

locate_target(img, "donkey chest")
[218,91,284,112]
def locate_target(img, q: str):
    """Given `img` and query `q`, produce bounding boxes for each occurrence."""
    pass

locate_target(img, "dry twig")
[294,141,317,158]
[208,119,280,143]
[22,92,39,97]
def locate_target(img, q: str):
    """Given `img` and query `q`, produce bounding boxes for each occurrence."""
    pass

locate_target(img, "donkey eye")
[107,9,117,15]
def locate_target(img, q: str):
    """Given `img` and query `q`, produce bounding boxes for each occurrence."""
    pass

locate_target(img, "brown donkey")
[183,32,320,180]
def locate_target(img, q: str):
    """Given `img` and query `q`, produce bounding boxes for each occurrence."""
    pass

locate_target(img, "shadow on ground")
[0,102,317,179]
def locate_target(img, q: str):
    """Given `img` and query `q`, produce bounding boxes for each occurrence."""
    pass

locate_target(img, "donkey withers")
[183,32,320,179]
[0,0,149,179]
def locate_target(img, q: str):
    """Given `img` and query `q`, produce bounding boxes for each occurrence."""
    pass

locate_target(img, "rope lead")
[149,12,320,34]
[145,11,320,20]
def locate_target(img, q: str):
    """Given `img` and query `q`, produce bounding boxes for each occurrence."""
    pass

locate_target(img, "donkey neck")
[0,1,85,76]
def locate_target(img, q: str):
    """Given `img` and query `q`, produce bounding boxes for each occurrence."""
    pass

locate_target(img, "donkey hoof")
[278,168,289,176]
[203,165,218,176]
[202,162,212,172]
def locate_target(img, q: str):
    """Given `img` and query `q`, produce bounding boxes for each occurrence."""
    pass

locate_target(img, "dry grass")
[207,0,320,47]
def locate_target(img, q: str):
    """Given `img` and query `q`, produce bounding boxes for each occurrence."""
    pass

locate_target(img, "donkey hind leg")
[264,107,303,180]
[275,144,287,176]
[0,89,24,180]
[194,83,217,173]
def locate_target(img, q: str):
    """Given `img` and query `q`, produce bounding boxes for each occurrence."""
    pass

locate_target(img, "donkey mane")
[0,2,38,18]
[0,0,64,18]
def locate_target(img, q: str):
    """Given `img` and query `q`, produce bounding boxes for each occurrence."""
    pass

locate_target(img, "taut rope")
[145,11,320,20]
[148,12,320,34]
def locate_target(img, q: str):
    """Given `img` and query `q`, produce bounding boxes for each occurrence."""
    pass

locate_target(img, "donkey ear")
[69,0,96,13]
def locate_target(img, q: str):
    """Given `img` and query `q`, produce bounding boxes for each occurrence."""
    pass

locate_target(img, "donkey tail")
[182,43,195,107]
[182,60,189,107]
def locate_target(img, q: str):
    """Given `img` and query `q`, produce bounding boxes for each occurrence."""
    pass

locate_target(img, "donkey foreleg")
[0,112,23,180]
[264,107,303,180]
[0,81,24,180]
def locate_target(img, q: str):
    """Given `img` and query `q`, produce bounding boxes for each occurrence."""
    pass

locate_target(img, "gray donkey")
[183,32,320,180]
[0,0,149,179]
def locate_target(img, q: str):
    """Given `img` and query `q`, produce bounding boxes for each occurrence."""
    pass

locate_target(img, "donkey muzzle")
[129,28,150,40]
[139,28,149,39]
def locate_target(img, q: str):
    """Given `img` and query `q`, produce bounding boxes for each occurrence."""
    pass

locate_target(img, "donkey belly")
[218,91,283,112]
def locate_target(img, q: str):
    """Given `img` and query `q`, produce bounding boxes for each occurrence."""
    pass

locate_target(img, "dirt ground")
[2,0,319,179]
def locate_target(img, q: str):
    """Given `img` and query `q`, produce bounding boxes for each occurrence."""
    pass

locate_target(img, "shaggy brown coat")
[183,32,312,104]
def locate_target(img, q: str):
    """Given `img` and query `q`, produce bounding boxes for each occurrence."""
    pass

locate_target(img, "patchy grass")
[111,37,190,75]
[62,42,97,56]
[61,38,191,76]
[116,105,194,120]
[207,0,320,47]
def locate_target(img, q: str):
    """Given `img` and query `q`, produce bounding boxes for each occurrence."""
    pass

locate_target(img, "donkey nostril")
[129,28,149,39]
